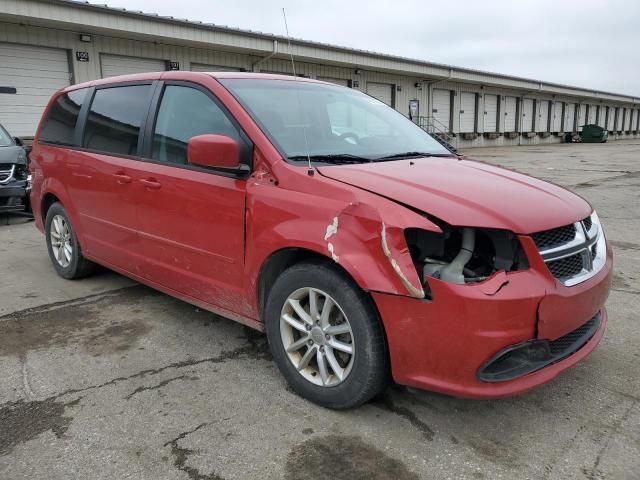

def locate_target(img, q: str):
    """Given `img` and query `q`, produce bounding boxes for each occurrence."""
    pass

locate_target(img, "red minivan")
[30,72,612,408]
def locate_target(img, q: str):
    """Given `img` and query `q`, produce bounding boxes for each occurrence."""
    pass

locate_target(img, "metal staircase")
[416,116,457,153]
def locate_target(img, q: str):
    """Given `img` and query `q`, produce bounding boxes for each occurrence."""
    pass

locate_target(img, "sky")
[88,0,640,96]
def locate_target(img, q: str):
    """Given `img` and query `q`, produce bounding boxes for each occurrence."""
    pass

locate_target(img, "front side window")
[83,85,151,156]
[152,85,240,164]
[220,79,450,164]
[39,89,87,146]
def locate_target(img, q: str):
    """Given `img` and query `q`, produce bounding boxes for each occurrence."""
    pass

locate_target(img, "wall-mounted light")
[354,69,361,75]
[396,85,402,92]
[79,33,92,43]
[414,82,422,90]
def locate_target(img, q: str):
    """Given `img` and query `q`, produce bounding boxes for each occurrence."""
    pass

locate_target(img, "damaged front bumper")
[372,238,613,399]
[477,311,602,382]
[0,180,29,213]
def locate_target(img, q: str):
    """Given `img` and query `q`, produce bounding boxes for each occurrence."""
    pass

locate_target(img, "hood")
[317,157,591,234]
[0,145,26,165]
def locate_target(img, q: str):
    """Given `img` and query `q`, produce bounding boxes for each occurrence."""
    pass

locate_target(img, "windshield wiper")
[287,154,372,165]
[373,151,454,161]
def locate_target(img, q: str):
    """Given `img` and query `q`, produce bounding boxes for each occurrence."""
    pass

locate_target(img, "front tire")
[45,202,96,279]
[265,261,388,409]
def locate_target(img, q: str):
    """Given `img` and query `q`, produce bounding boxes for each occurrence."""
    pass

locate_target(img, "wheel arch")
[257,247,330,319]
[41,192,61,225]
[37,178,82,239]
[255,247,390,363]
[256,247,377,322]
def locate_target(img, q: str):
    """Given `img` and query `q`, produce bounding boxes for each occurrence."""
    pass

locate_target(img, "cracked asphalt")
[1,140,639,480]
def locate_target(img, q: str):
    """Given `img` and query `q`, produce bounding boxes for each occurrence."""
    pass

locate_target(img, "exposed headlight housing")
[405,227,529,288]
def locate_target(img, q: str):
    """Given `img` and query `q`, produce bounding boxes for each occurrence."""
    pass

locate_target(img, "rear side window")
[83,85,151,156]
[39,89,87,146]
[152,85,240,164]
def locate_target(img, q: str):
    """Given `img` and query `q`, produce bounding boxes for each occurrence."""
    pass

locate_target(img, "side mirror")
[187,134,241,170]
[14,137,23,146]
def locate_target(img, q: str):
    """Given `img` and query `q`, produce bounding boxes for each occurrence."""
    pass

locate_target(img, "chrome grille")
[532,224,576,249]
[0,164,15,184]
[547,253,583,280]
[532,213,606,286]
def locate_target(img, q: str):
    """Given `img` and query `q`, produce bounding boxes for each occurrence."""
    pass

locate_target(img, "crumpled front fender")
[323,202,439,298]
[248,176,441,300]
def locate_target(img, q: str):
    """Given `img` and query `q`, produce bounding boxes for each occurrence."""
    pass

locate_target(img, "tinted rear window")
[39,89,87,146]
[83,85,152,156]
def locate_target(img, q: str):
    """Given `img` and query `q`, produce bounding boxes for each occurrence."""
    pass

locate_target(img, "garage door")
[565,103,576,132]
[551,102,563,132]
[615,107,623,130]
[596,106,604,127]
[586,105,596,125]
[0,43,71,137]
[317,77,350,87]
[190,63,242,72]
[483,94,498,132]
[459,92,476,133]
[577,104,587,131]
[624,108,631,131]
[538,100,550,132]
[608,107,615,130]
[504,96,517,132]
[366,82,394,107]
[521,98,534,132]
[432,89,452,132]
[101,54,167,78]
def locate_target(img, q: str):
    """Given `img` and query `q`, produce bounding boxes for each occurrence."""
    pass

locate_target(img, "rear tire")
[45,202,96,279]
[265,261,388,409]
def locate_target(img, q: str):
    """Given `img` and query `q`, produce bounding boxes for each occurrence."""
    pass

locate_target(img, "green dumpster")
[581,124,608,143]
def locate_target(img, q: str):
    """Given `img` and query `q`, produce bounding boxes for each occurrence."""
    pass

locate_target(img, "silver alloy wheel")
[50,214,73,268]
[280,287,355,387]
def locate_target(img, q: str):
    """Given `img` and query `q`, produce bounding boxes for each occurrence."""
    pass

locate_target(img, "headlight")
[14,164,29,181]
[586,210,607,279]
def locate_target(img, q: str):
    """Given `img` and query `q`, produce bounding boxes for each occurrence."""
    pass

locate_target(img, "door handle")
[113,172,132,184]
[139,178,161,190]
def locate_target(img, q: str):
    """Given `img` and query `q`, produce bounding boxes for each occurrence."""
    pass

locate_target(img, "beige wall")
[1,20,638,146]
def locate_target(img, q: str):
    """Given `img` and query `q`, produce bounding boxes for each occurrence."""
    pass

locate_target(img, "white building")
[1,0,639,147]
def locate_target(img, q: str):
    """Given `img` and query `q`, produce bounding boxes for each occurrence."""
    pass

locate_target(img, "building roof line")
[24,0,640,101]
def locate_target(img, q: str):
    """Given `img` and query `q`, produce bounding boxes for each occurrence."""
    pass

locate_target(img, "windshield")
[219,79,451,164]
[0,125,13,147]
